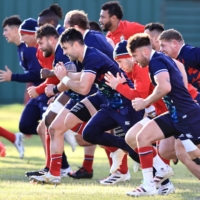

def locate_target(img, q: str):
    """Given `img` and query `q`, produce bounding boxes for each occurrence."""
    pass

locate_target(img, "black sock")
[61,151,69,169]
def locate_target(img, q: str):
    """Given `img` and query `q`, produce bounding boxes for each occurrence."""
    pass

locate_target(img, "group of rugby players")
[1,1,200,197]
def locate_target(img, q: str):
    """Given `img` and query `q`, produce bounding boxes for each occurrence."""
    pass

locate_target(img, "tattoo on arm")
[156,91,161,95]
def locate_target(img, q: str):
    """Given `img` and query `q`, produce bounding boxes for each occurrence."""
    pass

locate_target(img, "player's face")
[159,39,175,58]
[19,33,35,47]
[37,37,53,57]
[116,58,133,73]
[61,42,78,61]
[99,10,112,32]
[3,25,18,43]
[131,48,148,68]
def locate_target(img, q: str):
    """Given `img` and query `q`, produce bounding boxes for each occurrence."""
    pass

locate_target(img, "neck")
[109,19,120,32]
[78,45,85,63]
[13,36,21,46]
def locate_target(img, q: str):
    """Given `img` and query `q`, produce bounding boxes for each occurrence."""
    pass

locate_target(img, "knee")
[82,125,95,143]
[44,113,54,128]
[125,132,137,149]
[37,122,45,136]
[19,121,30,134]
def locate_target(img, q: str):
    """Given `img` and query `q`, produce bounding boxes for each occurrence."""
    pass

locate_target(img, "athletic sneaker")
[0,141,6,157]
[30,172,61,184]
[154,165,174,188]
[68,167,93,179]
[133,161,140,173]
[60,166,72,178]
[100,170,130,185]
[25,167,49,177]
[64,130,77,152]
[14,132,24,159]
[110,149,126,174]
[158,181,175,195]
[126,184,158,197]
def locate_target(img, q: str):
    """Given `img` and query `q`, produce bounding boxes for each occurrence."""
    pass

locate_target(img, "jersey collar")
[150,49,156,61]
[177,43,185,57]
[83,29,90,39]
[83,45,88,60]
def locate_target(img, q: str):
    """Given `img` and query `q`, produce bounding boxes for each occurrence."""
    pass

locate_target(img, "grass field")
[0,104,200,200]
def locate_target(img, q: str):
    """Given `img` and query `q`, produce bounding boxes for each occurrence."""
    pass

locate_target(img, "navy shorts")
[65,98,79,110]
[154,112,200,144]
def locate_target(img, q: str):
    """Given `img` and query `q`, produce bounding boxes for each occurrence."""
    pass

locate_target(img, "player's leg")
[126,114,174,197]
[0,126,24,158]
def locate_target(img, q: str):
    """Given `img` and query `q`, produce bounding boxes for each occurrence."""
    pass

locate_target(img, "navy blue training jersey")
[177,44,200,91]
[84,30,114,60]
[149,51,200,122]
[56,25,65,35]
[83,47,133,109]
[11,42,43,86]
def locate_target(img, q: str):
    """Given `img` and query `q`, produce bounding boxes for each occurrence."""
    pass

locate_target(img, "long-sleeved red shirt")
[35,49,59,95]
[106,20,144,45]
[116,63,150,100]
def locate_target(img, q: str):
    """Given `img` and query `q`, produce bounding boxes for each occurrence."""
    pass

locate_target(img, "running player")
[99,1,144,45]
[30,28,143,185]
[125,33,200,197]
[1,16,48,140]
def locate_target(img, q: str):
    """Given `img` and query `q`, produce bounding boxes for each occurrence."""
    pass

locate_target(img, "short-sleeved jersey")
[83,47,133,109]
[12,42,43,86]
[177,44,200,91]
[149,51,200,122]
[84,30,113,60]
[106,20,144,45]
[65,30,115,101]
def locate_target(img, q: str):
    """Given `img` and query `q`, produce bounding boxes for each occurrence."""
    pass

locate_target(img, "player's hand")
[104,72,126,89]
[132,98,147,111]
[0,66,12,82]
[27,86,39,98]
[54,64,68,81]
[40,69,54,79]
[47,96,55,105]
[45,84,55,97]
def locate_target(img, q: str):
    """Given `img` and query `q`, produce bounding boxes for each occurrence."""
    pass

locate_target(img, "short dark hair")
[60,28,84,45]
[127,33,151,53]
[145,22,164,33]
[101,1,123,20]
[158,29,184,42]
[39,4,62,19]
[2,15,22,28]
[89,21,102,32]
[36,24,59,39]
[65,10,89,30]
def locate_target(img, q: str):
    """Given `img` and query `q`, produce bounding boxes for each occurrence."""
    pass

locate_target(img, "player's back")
[84,30,114,60]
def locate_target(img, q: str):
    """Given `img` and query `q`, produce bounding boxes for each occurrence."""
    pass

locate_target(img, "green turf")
[0,104,200,200]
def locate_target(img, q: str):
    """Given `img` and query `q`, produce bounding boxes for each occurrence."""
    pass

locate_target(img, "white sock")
[153,154,168,172]
[142,168,154,186]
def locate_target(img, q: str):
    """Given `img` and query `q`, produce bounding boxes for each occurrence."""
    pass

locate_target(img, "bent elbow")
[80,88,90,95]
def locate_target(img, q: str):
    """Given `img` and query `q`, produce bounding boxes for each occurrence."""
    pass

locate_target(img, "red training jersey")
[35,49,60,95]
[106,20,144,45]
[116,63,150,99]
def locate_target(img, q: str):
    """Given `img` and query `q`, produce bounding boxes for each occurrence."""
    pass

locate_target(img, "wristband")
[62,76,70,85]
[53,85,60,94]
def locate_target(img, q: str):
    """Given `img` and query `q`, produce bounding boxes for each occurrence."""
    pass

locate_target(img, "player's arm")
[173,59,188,89]
[62,72,95,95]
[12,48,42,82]
[144,71,171,106]
[67,71,83,81]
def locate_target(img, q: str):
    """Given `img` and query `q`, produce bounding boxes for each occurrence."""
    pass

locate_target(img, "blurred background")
[0,0,200,104]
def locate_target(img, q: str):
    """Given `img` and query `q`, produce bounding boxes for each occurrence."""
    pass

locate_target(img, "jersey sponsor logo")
[186,133,193,139]
[125,121,130,125]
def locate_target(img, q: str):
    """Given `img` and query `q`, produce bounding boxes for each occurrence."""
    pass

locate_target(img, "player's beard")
[43,45,53,57]
[138,55,148,68]
[68,54,77,61]
[102,21,112,32]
